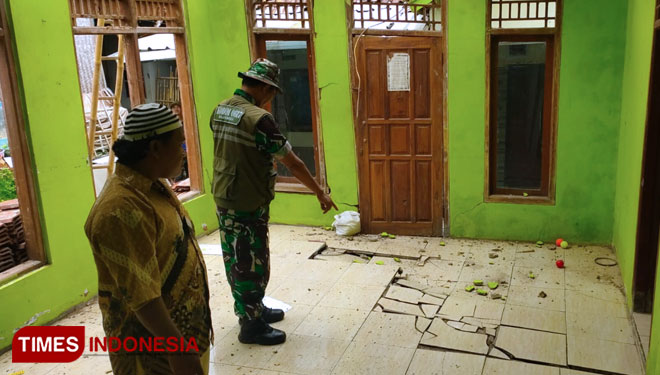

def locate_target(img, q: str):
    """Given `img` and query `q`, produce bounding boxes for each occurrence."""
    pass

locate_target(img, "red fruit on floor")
[556,259,564,268]
[555,238,564,247]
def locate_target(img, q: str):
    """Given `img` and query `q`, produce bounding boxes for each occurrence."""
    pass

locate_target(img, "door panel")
[355,36,443,236]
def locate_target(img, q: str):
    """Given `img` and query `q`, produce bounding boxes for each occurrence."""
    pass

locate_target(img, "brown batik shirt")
[84,164,212,374]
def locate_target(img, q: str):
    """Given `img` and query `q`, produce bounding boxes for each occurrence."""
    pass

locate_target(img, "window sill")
[486,194,555,205]
[0,260,44,286]
[275,182,316,195]
[177,190,201,203]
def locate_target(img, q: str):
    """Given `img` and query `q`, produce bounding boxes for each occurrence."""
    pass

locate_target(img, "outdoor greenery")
[0,167,17,202]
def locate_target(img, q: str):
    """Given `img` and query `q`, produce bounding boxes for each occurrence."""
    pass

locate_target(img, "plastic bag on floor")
[332,211,361,236]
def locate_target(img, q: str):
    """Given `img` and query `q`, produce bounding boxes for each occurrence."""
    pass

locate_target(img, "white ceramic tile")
[438,296,476,318]
[385,284,424,304]
[514,245,566,267]
[567,334,644,375]
[566,312,635,344]
[501,304,566,334]
[458,261,514,284]
[265,334,351,375]
[565,290,627,318]
[474,300,505,321]
[331,342,415,375]
[482,358,560,375]
[511,265,564,289]
[211,327,281,368]
[378,298,425,317]
[269,278,334,306]
[207,363,262,375]
[353,312,422,348]
[406,349,486,375]
[421,318,489,355]
[290,260,348,283]
[268,303,314,334]
[496,326,567,366]
[633,313,652,337]
[294,306,369,341]
[318,283,385,311]
[507,285,565,311]
[338,263,399,287]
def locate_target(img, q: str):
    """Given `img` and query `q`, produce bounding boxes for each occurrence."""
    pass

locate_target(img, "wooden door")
[354,36,444,236]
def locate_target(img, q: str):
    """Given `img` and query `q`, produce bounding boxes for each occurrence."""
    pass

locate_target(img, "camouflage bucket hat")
[238,58,283,93]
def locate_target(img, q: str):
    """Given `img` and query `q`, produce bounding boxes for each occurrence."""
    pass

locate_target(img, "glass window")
[493,40,547,190]
[264,39,318,178]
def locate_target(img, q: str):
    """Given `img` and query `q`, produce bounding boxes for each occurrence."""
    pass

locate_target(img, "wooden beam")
[124,34,145,107]
[351,29,443,37]
[174,34,203,193]
[72,26,185,35]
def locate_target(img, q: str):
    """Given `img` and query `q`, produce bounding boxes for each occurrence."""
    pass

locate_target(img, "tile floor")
[0,225,649,374]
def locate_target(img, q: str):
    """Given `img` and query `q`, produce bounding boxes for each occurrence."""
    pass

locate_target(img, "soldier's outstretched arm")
[279,151,338,213]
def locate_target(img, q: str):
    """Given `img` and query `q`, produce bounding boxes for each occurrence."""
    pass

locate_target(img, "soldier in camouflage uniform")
[211,59,337,345]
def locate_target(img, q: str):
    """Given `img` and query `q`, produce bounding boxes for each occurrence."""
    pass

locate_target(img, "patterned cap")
[122,103,182,141]
[238,58,283,93]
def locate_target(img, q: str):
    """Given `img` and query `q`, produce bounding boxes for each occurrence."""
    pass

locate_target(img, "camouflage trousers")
[217,205,270,320]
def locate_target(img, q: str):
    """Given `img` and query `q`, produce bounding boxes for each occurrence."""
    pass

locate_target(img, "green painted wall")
[447,0,628,244]
[609,0,657,372]
[0,0,98,350]
[181,0,249,236]
[612,0,654,308]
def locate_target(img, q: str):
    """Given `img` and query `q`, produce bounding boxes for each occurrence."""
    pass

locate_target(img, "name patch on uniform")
[214,105,245,126]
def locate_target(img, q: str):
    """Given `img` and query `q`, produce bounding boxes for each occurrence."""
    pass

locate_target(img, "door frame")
[349,33,448,236]
[633,5,660,313]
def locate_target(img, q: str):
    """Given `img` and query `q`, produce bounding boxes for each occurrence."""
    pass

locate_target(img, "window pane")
[494,41,546,190]
[75,29,195,197]
[266,40,316,177]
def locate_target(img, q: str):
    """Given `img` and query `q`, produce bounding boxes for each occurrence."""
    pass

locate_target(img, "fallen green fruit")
[324,226,332,231]
[477,289,488,296]
[529,272,536,279]
[488,282,498,290]
[440,241,446,246]
[473,280,483,286]
[353,260,363,263]
[536,241,544,245]
[389,234,396,239]
[393,257,401,262]
[523,192,529,197]
[375,260,384,265]
[560,240,569,249]
[465,285,475,292]
[381,232,389,237]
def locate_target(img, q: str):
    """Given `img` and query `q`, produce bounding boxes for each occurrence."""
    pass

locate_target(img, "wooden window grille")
[490,0,558,29]
[136,0,180,24]
[69,0,127,25]
[352,0,442,32]
[249,0,310,30]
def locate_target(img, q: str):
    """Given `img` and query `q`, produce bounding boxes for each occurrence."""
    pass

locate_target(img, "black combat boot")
[238,318,286,345]
[238,307,285,325]
[262,307,285,323]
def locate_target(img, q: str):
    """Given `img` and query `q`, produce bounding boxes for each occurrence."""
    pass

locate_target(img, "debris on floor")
[5,226,643,375]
